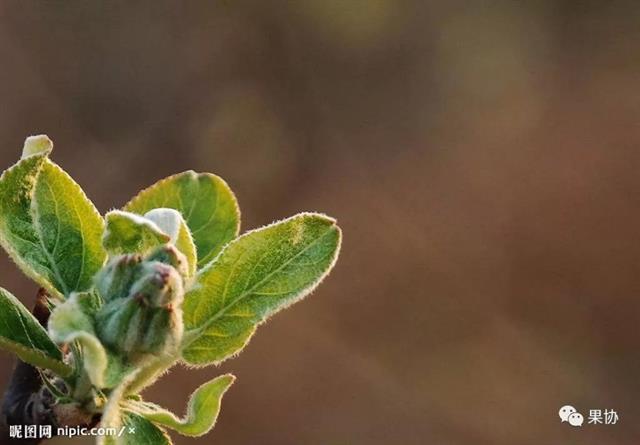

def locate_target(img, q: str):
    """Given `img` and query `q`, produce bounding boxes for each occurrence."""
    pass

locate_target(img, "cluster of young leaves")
[0,136,341,444]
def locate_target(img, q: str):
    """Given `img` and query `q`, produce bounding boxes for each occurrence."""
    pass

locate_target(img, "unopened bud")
[94,250,185,358]
[129,261,184,308]
[145,244,189,280]
[94,254,142,302]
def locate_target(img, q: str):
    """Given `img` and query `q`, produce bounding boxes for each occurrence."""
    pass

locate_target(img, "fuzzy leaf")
[144,208,197,278]
[181,213,341,366]
[0,287,70,377]
[103,210,170,255]
[123,171,240,268]
[125,374,234,437]
[48,293,107,387]
[0,144,106,298]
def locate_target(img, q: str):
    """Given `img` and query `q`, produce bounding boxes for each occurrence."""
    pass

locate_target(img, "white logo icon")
[568,412,584,427]
[560,404,619,428]
[559,405,577,423]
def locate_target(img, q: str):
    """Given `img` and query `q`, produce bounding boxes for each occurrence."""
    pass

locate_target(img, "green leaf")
[144,208,197,278]
[121,413,173,445]
[181,213,341,366]
[103,210,170,255]
[123,171,240,268]
[48,293,107,387]
[0,144,106,298]
[0,287,71,377]
[125,374,234,437]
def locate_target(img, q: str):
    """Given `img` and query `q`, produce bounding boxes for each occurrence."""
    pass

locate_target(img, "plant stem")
[126,354,177,395]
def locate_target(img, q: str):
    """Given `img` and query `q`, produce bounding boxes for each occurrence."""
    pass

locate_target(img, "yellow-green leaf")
[123,171,240,268]
[124,374,234,437]
[0,142,106,298]
[181,213,341,366]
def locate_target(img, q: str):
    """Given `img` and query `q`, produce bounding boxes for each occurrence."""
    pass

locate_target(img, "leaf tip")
[298,211,338,226]
[220,373,236,386]
[21,134,53,159]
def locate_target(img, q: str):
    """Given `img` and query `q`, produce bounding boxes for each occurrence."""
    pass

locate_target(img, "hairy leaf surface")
[0,149,106,298]
[124,171,239,268]
[181,213,341,365]
[125,374,234,437]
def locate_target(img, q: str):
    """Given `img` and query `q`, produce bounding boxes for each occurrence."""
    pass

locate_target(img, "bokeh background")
[1,1,639,444]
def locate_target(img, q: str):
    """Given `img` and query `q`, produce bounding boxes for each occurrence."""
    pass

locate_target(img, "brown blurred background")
[1,1,639,444]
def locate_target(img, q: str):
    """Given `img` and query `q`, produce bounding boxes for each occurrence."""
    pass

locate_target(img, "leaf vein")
[32,178,68,295]
[188,227,334,340]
